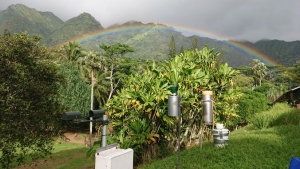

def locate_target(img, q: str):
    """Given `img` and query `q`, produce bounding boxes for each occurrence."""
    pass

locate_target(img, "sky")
[1,0,300,42]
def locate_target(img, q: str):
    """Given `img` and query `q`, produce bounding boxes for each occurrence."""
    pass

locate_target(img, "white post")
[90,68,94,147]
[102,115,108,147]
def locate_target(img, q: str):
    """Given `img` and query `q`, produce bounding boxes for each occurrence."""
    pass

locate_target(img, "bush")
[251,102,300,129]
[253,84,272,94]
[234,89,268,126]
[250,112,270,129]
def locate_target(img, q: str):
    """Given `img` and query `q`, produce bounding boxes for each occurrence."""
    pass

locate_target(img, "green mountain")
[1,4,300,67]
[79,21,256,66]
[45,12,103,46]
[0,4,63,38]
[253,40,300,66]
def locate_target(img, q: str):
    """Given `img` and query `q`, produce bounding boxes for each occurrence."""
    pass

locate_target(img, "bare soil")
[60,132,100,146]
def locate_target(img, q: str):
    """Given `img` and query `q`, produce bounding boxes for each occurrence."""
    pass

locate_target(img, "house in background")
[275,86,300,108]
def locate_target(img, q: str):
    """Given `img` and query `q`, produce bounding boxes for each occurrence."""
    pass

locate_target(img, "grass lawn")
[14,142,95,169]
[138,124,300,169]
[12,124,300,169]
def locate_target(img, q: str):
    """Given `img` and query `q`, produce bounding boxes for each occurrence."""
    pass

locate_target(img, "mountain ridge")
[1,4,300,67]
[46,12,103,46]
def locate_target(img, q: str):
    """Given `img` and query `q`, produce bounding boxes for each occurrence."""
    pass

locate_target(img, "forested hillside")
[1,4,300,67]
[0,4,63,38]
[253,40,300,66]
[46,12,103,46]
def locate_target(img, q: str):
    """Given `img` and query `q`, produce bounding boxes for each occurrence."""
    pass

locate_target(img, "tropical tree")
[99,43,134,102]
[60,41,85,61]
[113,57,146,89]
[0,32,65,168]
[77,51,106,146]
[251,59,268,86]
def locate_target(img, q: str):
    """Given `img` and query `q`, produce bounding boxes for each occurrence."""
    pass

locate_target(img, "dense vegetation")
[105,47,240,163]
[1,5,300,168]
[1,29,300,168]
[0,32,65,168]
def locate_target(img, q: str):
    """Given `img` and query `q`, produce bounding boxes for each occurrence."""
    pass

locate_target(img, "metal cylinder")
[202,91,213,124]
[212,128,230,147]
[102,115,108,147]
[168,95,181,117]
[212,129,230,140]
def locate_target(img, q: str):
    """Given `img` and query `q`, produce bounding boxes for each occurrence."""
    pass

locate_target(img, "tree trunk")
[89,68,94,147]
[107,63,117,103]
[259,76,262,86]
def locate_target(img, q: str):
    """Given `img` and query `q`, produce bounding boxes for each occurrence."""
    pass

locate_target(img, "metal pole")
[178,106,181,169]
[102,115,108,147]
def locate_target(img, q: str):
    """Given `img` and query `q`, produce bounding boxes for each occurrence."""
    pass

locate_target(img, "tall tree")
[77,51,105,147]
[0,32,65,168]
[191,36,198,50]
[251,59,268,86]
[61,41,84,61]
[113,57,146,90]
[58,62,90,116]
[168,35,176,59]
[180,45,185,54]
[99,43,134,102]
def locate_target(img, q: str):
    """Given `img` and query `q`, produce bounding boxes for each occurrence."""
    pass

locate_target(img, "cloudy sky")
[1,0,299,42]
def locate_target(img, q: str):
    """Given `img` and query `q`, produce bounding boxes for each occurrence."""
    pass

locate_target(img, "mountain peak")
[66,12,103,28]
[47,11,104,46]
[77,12,94,18]
[6,4,35,14]
[8,3,29,9]
[122,20,143,26]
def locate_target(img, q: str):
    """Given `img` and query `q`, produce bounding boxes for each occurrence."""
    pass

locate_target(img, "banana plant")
[165,55,184,87]
[105,46,241,163]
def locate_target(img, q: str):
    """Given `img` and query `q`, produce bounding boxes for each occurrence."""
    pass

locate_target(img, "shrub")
[234,89,268,127]
[251,102,300,129]
[253,84,272,93]
[250,112,271,129]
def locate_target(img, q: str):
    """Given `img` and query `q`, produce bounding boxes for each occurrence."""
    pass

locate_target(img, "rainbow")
[170,24,281,66]
[59,22,281,67]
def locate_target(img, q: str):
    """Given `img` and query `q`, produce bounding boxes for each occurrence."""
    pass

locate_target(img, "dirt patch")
[60,132,100,146]
[15,147,94,169]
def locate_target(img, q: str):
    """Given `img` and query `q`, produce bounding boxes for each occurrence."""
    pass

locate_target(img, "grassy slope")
[14,103,300,168]
[14,124,300,169]
[14,142,94,169]
[139,124,300,169]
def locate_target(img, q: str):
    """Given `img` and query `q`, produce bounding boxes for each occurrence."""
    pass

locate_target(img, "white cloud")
[1,0,299,42]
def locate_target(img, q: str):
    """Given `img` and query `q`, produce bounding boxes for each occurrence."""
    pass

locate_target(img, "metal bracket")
[101,119,109,125]
[95,143,118,153]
